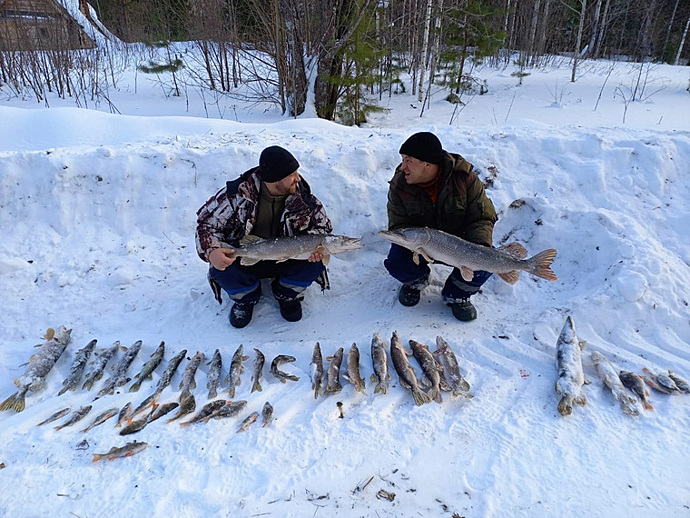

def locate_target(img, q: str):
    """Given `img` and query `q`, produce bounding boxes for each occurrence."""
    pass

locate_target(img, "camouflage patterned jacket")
[387,151,497,247]
[196,167,333,262]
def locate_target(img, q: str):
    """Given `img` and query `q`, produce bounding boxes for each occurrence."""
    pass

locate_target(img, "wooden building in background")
[0,0,96,50]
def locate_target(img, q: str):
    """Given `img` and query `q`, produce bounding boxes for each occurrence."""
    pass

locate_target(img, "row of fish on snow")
[0,326,471,459]
[555,316,689,417]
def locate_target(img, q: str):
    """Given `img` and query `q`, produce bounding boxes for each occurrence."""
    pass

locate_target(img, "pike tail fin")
[528,249,558,281]
[0,392,25,412]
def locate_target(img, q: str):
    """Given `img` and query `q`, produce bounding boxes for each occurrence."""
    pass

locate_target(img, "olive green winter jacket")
[386,151,497,247]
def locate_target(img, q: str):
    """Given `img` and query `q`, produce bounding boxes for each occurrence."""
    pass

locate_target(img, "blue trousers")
[383,244,492,303]
[210,259,325,303]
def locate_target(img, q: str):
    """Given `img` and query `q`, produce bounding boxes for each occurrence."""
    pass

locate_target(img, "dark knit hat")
[399,132,443,165]
[259,146,300,183]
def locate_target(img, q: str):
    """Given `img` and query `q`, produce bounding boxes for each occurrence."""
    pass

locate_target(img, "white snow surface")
[1,59,689,517]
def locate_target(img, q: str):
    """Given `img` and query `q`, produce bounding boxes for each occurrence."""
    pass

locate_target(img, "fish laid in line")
[325,347,344,394]
[311,342,325,399]
[116,402,134,427]
[251,349,265,393]
[433,336,471,398]
[225,345,248,398]
[154,349,188,397]
[410,339,442,403]
[58,339,97,396]
[82,342,119,391]
[370,333,390,395]
[591,352,639,416]
[555,316,588,416]
[344,343,366,395]
[81,407,120,433]
[206,349,223,399]
[180,399,228,427]
[236,411,259,433]
[668,370,690,393]
[179,351,205,393]
[221,233,364,266]
[642,367,681,394]
[211,400,247,420]
[270,355,300,383]
[120,405,158,435]
[261,402,274,428]
[98,340,142,396]
[92,441,148,462]
[54,405,93,431]
[129,341,165,393]
[37,407,71,426]
[1,326,72,412]
[390,331,430,406]
[130,394,157,422]
[147,402,179,423]
[378,227,557,285]
[168,390,196,422]
[619,371,654,411]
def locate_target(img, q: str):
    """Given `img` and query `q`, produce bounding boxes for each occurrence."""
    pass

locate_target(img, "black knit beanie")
[399,132,443,165]
[259,146,300,183]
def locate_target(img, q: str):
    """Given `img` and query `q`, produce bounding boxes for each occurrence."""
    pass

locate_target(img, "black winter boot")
[449,299,477,322]
[229,301,256,328]
[278,298,302,322]
[398,284,421,307]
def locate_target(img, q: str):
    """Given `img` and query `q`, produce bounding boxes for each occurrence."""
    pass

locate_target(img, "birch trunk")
[417,0,433,103]
[571,0,587,83]
[675,14,690,66]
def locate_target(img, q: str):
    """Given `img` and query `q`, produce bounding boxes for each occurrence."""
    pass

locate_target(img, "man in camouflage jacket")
[196,145,333,328]
[385,132,497,321]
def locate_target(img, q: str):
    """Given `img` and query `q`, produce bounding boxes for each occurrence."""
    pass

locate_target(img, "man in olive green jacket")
[384,132,498,321]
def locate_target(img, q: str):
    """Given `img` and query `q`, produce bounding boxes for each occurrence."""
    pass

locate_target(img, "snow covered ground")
[0,58,689,517]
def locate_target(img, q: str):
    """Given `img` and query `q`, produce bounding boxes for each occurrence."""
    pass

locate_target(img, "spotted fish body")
[270,355,299,383]
[410,339,442,403]
[591,352,639,416]
[236,411,259,433]
[54,405,93,431]
[222,234,363,266]
[310,342,324,399]
[619,371,654,411]
[179,351,205,393]
[390,331,430,406]
[433,336,471,398]
[116,402,133,427]
[82,342,119,391]
[379,227,557,285]
[92,441,148,462]
[180,399,228,426]
[325,348,344,394]
[555,316,588,416]
[206,349,223,399]
[37,407,71,426]
[58,339,97,396]
[98,340,143,396]
[251,349,265,393]
[1,326,72,412]
[211,400,247,420]
[344,343,366,395]
[370,333,389,395]
[129,341,165,393]
[225,345,248,398]
[154,349,188,397]
[81,407,119,432]
[261,401,274,428]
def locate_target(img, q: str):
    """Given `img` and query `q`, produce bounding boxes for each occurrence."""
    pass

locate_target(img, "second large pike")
[379,227,557,285]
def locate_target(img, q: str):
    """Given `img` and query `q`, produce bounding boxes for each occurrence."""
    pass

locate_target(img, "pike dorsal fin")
[500,242,528,259]
[497,270,520,284]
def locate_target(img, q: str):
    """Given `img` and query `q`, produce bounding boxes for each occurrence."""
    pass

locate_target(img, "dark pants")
[383,244,492,303]
[210,259,325,304]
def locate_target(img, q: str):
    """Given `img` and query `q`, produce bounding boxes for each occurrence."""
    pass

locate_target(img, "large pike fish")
[378,227,557,284]
[221,233,364,266]
[1,326,72,412]
[555,316,588,416]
